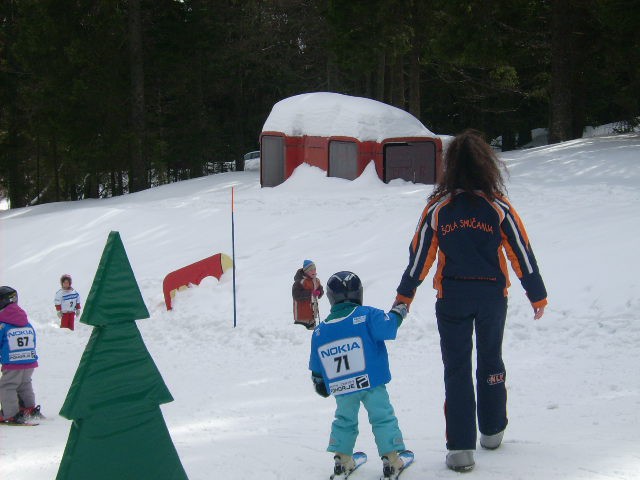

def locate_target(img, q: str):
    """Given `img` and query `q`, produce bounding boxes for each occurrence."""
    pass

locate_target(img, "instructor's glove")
[390,303,408,320]
[393,294,413,310]
[311,372,329,398]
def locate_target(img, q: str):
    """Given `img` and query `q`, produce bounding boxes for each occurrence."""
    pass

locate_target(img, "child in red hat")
[54,274,82,330]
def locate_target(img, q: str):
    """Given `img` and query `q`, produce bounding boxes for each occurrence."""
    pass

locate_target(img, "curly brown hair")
[429,129,507,202]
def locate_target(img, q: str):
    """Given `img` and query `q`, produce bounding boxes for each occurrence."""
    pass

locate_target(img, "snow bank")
[262,92,435,141]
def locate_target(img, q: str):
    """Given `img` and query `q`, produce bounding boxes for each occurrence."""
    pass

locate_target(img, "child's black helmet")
[326,271,363,306]
[0,286,18,310]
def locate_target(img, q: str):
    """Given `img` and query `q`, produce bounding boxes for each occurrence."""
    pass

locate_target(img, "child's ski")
[381,450,414,480]
[0,420,39,426]
[330,452,367,479]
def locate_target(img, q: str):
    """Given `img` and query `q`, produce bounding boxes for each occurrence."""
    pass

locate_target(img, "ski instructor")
[392,129,547,472]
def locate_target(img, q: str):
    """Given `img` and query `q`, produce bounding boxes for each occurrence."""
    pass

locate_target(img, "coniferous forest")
[1,0,638,208]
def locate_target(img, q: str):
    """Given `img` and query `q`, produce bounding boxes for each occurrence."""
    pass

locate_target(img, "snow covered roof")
[261,92,435,142]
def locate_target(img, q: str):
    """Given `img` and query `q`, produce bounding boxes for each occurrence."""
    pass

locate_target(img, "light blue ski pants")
[328,384,405,456]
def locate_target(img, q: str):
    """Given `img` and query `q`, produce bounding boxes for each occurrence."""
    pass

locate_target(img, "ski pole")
[231,186,237,328]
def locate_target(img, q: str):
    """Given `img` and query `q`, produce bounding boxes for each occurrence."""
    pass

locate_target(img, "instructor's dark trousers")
[436,296,508,451]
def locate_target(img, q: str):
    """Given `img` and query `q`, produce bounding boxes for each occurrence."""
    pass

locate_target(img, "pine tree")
[57,231,188,480]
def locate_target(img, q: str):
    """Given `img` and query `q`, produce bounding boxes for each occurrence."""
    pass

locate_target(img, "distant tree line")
[1,0,638,208]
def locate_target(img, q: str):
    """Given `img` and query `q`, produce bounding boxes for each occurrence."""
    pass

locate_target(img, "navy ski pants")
[436,296,508,450]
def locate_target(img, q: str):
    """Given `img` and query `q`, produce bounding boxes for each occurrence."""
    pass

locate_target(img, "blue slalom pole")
[232,187,237,327]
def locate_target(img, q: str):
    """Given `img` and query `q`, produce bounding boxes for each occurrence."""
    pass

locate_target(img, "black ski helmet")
[60,274,72,286]
[0,286,18,310]
[326,271,363,306]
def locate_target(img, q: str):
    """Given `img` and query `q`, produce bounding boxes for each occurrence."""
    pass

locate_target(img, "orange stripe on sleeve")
[420,233,439,282]
[433,249,446,298]
[502,231,523,278]
[499,196,531,245]
[411,201,435,251]
[395,294,414,306]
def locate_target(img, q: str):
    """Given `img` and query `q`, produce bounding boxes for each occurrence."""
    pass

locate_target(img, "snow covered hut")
[260,92,443,187]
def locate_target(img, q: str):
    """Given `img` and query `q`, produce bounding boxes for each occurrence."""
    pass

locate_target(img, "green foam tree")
[57,231,188,480]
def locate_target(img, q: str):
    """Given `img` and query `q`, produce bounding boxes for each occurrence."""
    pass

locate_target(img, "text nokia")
[8,329,33,337]
[320,341,361,358]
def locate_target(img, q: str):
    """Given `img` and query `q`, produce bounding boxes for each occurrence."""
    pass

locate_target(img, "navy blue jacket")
[396,191,547,307]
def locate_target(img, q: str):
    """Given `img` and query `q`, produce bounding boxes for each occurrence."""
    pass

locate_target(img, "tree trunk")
[4,0,26,208]
[375,51,386,102]
[52,134,60,202]
[85,170,99,199]
[326,52,339,92]
[391,53,405,109]
[110,171,117,197]
[569,3,592,139]
[128,0,147,192]
[190,0,206,178]
[501,131,516,151]
[5,127,25,208]
[408,45,421,118]
[548,0,574,144]
[518,127,532,147]
[35,135,41,203]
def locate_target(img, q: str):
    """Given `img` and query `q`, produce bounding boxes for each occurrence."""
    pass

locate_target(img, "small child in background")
[309,271,413,479]
[292,260,324,330]
[0,286,43,424]
[54,274,81,331]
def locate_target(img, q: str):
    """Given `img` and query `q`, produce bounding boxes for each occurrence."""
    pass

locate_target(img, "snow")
[262,92,436,141]
[1,132,640,479]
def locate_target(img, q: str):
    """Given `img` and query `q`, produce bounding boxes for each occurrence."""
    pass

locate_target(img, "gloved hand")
[390,303,408,320]
[312,289,322,297]
[311,372,329,398]
[57,311,63,319]
[393,294,413,311]
[75,310,81,318]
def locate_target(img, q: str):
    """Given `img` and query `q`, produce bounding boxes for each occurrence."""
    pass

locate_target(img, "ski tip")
[353,451,367,461]
[396,450,413,463]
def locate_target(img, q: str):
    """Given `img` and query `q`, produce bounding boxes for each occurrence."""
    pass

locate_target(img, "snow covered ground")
[1,133,640,479]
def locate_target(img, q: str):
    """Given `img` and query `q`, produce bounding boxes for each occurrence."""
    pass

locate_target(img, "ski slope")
[1,133,639,479]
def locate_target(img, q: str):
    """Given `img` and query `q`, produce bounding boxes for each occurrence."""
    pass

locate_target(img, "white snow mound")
[262,92,435,142]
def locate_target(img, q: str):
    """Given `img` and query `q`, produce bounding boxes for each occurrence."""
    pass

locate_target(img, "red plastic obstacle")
[162,253,233,310]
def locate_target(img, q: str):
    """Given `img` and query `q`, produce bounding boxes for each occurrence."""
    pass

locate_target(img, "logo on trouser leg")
[487,372,505,385]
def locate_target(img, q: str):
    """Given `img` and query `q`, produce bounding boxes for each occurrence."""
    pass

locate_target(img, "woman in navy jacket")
[394,130,547,472]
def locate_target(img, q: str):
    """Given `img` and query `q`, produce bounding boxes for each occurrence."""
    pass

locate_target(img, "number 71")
[334,355,350,373]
